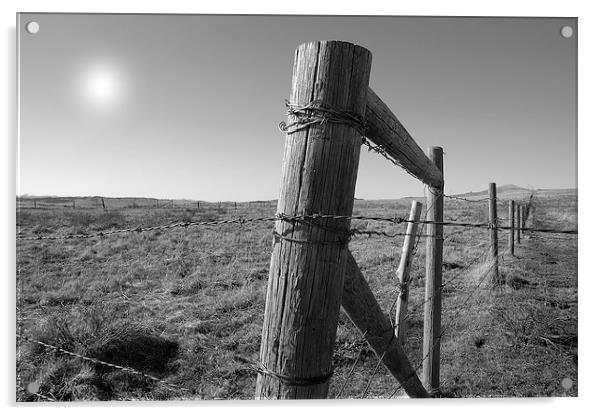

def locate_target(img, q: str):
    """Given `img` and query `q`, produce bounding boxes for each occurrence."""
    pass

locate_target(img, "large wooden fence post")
[488,183,500,283]
[256,40,371,399]
[422,146,443,394]
[395,200,422,342]
[508,200,515,256]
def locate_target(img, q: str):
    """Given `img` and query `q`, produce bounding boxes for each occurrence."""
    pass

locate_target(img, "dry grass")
[16,190,577,400]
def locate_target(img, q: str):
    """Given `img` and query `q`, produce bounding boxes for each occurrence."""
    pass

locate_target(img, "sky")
[17,14,577,201]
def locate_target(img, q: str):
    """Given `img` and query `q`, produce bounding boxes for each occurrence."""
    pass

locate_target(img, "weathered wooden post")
[101,198,106,210]
[488,183,499,283]
[508,200,514,256]
[197,201,200,210]
[395,200,422,342]
[422,146,443,395]
[520,205,527,237]
[343,252,429,397]
[516,203,521,244]
[256,40,371,399]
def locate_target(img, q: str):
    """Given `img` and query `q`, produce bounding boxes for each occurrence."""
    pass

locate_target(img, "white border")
[2,1,599,415]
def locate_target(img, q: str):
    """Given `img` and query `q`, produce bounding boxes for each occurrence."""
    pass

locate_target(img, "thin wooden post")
[422,146,443,394]
[516,203,521,244]
[395,200,422,342]
[234,201,237,210]
[488,183,500,284]
[197,201,200,210]
[101,198,106,210]
[256,40,371,399]
[520,205,527,237]
[508,200,515,256]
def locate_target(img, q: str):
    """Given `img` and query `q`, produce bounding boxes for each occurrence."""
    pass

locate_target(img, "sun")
[77,62,124,109]
[86,69,119,104]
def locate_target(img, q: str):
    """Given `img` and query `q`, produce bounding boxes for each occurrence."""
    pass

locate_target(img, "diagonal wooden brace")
[341,250,430,398]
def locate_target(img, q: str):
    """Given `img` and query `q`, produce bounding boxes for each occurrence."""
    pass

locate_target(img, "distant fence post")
[508,200,514,256]
[395,200,422,343]
[520,205,527,236]
[488,183,500,284]
[101,198,106,210]
[516,203,521,244]
[256,40,371,399]
[197,201,200,210]
[422,146,443,395]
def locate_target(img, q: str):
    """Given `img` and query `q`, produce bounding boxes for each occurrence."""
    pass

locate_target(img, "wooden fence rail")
[365,89,443,189]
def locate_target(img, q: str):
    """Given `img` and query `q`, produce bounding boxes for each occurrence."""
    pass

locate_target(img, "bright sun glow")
[77,62,125,110]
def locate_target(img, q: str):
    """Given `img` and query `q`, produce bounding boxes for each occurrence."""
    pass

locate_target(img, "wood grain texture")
[342,251,430,398]
[516,203,522,244]
[489,183,500,284]
[508,200,515,256]
[422,146,443,394]
[365,88,443,188]
[394,200,423,342]
[255,41,372,399]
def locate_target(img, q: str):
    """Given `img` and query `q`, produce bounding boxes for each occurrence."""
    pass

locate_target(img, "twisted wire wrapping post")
[277,98,429,183]
[16,334,193,395]
[234,355,334,387]
[254,361,334,387]
[278,99,367,136]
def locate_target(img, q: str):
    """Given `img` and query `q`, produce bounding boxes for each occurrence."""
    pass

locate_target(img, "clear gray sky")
[18,14,576,201]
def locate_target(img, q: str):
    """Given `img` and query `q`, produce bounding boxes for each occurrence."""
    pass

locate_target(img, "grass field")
[15,187,577,401]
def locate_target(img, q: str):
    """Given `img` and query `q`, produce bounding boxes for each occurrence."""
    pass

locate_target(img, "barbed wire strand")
[16,334,193,396]
[16,212,577,242]
[387,256,500,399]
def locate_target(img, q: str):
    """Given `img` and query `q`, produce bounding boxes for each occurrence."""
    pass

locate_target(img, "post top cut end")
[295,40,372,57]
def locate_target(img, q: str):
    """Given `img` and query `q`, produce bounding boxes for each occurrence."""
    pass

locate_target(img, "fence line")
[338,240,494,398]
[387,254,502,398]
[16,213,578,242]
[17,200,574,400]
